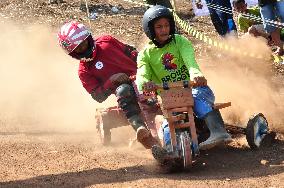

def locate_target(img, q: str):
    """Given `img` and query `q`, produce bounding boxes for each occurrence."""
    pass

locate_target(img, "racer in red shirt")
[57,21,160,149]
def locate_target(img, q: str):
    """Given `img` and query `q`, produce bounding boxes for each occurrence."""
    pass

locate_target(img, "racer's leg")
[161,120,171,147]
[192,86,232,150]
[115,84,160,149]
[151,119,173,163]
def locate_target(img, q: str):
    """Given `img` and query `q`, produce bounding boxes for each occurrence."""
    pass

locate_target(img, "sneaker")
[136,127,160,149]
[136,127,150,142]
[151,145,169,163]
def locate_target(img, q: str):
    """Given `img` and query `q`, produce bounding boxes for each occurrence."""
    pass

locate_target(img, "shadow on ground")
[1,139,283,188]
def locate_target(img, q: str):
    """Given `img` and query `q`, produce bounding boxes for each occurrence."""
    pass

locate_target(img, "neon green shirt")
[238,6,261,32]
[136,34,203,91]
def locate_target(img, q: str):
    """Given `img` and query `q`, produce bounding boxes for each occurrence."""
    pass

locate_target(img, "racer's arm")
[107,35,138,62]
[91,82,114,103]
[177,35,203,81]
[135,49,153,92]
[79,70,116,103]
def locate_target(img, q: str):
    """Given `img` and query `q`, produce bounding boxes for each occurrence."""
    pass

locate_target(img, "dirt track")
[0,129,283,187]
[0,0,283,187]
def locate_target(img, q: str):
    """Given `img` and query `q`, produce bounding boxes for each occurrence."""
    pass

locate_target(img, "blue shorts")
[192,86,215,119]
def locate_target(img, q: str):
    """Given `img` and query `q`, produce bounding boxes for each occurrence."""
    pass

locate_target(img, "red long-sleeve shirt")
[78,35,137,102]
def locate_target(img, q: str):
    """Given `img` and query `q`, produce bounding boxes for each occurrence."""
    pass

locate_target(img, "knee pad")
[115,84,140,118]
[115,84,133,97]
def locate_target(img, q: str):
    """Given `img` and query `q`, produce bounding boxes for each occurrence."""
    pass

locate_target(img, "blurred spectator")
[258,0,284,55]
[233,0,284,45]
[196,0,237,37]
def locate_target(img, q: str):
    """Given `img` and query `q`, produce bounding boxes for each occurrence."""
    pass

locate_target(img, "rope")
[84,0,283,63]
[172,11,266,59]
[205,2,284,28]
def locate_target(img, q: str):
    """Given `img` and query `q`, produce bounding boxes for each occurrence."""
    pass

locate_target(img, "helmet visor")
[69,35,95,60]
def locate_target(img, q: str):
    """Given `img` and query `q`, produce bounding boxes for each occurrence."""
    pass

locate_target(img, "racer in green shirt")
[136,5,232,162]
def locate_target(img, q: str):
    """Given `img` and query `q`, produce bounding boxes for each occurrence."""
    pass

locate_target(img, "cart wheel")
[180,132,192,169]
[97,123,111,146]
[246,113,272,149]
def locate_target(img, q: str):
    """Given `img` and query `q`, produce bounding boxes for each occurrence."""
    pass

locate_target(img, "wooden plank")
[214,102,231,109]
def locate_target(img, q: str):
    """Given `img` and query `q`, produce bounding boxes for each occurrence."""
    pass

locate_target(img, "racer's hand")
[142,81,157,92]
[193,76,207,87]
[109,73,130,86]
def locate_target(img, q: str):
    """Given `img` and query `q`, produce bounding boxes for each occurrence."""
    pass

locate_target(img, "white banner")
[193,0,258,17]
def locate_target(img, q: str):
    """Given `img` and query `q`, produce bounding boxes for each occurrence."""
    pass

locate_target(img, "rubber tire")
[245,113,270,150]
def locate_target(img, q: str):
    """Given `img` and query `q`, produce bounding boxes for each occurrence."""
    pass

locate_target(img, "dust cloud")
[1,20,283,138]
[0,21,117,134]
[199,34,284,133]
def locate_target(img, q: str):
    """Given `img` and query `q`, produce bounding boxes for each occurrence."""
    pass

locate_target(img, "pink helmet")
[57,21,92,54]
